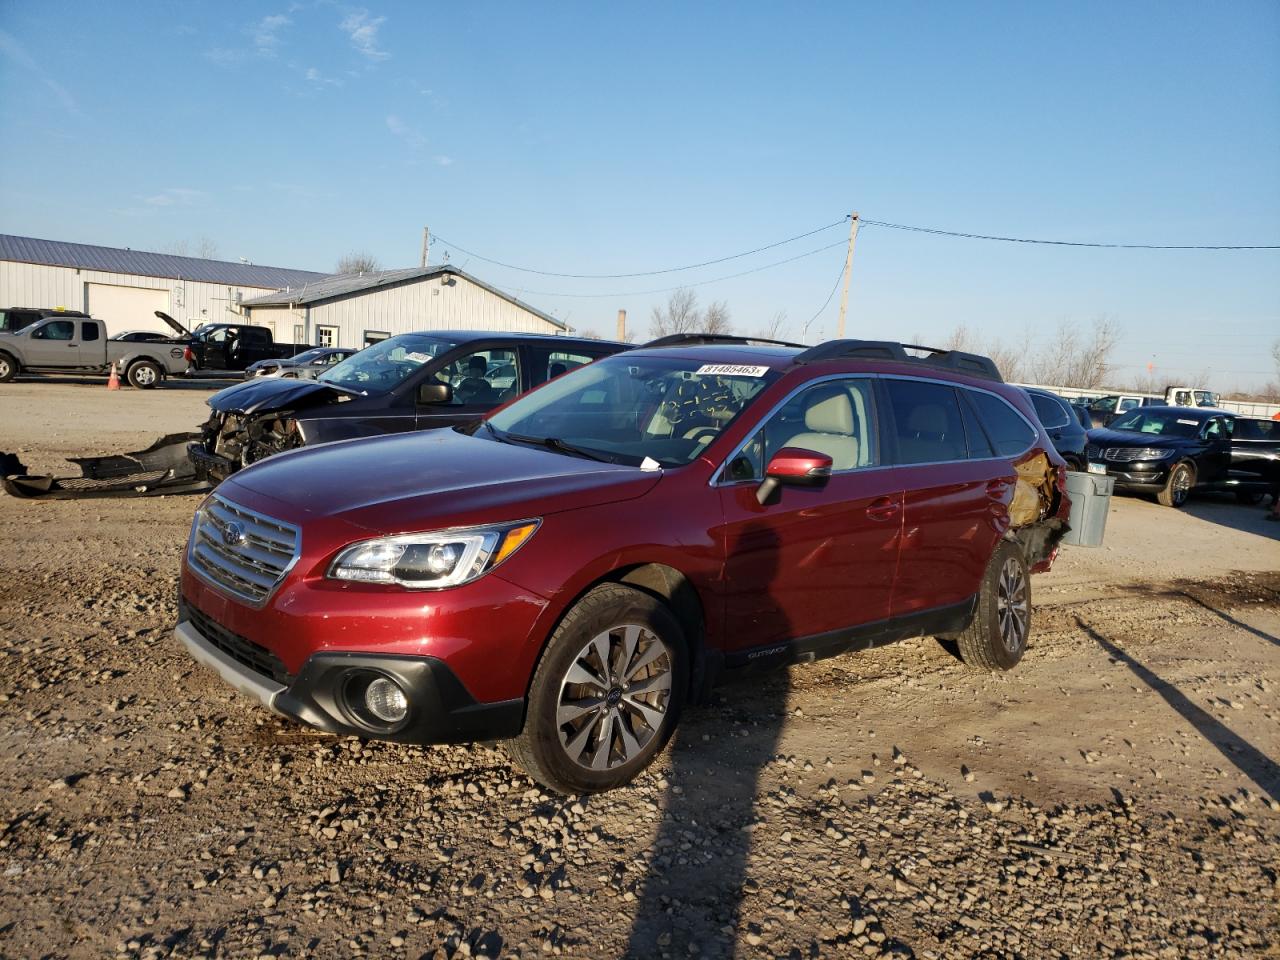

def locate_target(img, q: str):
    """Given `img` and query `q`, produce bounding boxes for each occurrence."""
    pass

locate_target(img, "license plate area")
[1087,462,1107,475]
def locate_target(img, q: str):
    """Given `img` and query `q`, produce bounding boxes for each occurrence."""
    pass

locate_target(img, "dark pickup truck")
[1085,406,1280,507]
[180,317,312,373]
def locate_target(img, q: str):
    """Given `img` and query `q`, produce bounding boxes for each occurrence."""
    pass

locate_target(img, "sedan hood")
[224,429,661,532]
[207,376,347,415]
[1087,428,1188,448]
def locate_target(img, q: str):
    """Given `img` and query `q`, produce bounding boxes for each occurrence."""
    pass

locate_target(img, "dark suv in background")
[1024,388,1088,469]
[188,330,625,481]
[177,335,1071,793]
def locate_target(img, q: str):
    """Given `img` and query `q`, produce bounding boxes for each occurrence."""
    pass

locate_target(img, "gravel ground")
[1,381,1278,960]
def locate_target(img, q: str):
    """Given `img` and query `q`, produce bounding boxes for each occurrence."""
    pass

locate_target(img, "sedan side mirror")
[756,447,833,505]
[417,382,453,405]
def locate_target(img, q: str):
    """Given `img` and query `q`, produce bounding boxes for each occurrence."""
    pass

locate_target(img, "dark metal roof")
[0,234,328,289]
[241,265,567,330]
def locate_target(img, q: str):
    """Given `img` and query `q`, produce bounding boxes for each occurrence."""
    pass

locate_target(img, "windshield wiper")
[504,432,617,463]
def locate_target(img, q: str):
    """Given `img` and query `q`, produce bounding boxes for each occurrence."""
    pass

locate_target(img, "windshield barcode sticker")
[1177,419,1199,425]
[696,364,769,377]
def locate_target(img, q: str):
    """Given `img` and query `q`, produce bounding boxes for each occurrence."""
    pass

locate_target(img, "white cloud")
[0,30,80,115]
[304,66,342,87]
[250,13,291,54]
[386,114,427,150]
[142,188,206,207]
[341,10,390,61]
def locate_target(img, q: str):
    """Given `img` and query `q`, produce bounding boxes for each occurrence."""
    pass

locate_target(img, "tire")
[0,352,17,383]
[1157,461,1195,508]
[505,583,687,794]
[954,541,1030,672]
[1234,489,1264,506]
[126,360,162,390]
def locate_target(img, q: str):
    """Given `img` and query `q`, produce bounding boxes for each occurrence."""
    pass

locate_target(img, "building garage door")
[85,284,171,338]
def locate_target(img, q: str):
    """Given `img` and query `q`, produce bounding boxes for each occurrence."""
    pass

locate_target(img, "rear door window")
[1030,393,1068,428]
[883,379,967,464]
[968,391,1037,456]
[81,321,100,342]
[959,393,995,458]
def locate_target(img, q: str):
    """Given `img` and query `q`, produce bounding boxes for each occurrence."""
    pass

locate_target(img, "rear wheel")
[954,541,1030,672]
[126,359,161,389]
[1157,461,1194,507]
[506,584,687,794]
[0,352,16,383]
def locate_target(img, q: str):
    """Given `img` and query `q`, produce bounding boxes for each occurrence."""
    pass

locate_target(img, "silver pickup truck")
[0,315,188,388]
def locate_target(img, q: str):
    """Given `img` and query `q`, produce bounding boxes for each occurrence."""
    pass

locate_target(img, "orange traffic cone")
[107,361,121,391]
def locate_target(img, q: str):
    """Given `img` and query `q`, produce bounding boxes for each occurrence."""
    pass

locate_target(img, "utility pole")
[421,227,430,268]
[616,309,627,341]
[836,212,860,339]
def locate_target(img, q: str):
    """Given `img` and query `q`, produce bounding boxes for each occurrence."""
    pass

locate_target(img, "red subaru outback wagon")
[177,335,1070,793]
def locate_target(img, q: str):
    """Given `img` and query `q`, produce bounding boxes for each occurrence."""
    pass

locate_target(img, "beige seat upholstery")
[785,386,860,470]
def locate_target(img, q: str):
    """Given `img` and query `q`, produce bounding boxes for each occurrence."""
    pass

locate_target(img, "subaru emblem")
[221,520,246,547]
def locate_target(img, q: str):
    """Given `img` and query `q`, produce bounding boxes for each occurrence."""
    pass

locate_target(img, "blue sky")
[1,1,1277,389]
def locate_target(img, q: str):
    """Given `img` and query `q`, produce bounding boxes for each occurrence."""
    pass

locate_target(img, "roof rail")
[641,333,809,349]
[793,339,1003,382]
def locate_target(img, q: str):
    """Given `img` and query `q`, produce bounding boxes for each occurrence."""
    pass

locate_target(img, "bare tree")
[161,239,189,256]
[1064,316,1120,388]
[648,288,702,338]
[1272,338,1280,380]
[943,323,976,352]
[335,252,382,274]
[702,300,732,336]
[755,310,787,341]
[194,236,220,259]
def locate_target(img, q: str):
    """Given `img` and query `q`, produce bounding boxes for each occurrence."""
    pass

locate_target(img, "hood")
[207,376,345,414]
[224,428,662,533]
[1087,427,1190,448]
[154,311,192,338]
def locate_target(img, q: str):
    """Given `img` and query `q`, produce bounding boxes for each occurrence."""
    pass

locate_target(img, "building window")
[316,325,338,348]
[293,324,305,344]
[364,330,390,346]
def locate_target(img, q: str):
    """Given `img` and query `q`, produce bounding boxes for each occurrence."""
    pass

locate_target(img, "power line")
[503,240,848,300]
[804,254,848,333]
[433,217,850,279]
[860,219,1280,250]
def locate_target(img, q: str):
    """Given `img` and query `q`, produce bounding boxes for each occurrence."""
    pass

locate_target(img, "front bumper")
[176,602,524,744]
[187,441,237,482]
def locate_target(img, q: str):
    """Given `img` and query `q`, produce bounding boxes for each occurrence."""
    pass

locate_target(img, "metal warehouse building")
[0,234,327,338]
[240,266,565,348]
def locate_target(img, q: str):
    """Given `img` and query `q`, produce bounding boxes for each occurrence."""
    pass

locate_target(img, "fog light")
[364,677,408,723]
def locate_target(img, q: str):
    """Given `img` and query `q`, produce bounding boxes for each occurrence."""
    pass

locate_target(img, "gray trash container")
[1061,471,1115,547]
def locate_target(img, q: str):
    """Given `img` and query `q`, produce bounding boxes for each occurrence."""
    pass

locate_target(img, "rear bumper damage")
[1,433,212,499]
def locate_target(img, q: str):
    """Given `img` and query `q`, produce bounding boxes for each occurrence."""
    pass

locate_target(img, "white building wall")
[0,260,278,336]
[245,275,560,349]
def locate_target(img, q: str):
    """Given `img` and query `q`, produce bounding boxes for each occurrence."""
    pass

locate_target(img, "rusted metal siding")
[0,260,280,336]
[246,274,560,349]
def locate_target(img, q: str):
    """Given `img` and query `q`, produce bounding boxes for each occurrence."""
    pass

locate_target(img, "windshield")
[1108,410,1204,438]
[318,333,458,393]
[485,354,781,467]
[1089,396,1117,413]
[290,347,331,364]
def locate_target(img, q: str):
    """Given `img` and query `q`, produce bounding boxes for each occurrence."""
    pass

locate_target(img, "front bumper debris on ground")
[0,433,212,499]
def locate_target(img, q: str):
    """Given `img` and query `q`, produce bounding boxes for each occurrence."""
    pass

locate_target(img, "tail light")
[183,346,194,362]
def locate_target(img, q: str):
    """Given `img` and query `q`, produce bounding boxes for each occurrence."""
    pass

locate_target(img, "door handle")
[866,497,900,521]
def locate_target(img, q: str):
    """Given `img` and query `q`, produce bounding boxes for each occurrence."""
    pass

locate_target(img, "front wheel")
[506,584,687,794]
[1157,461,1194,508]
[954,541,1031,672]
[0,352,17,383]
[126,360,162,389]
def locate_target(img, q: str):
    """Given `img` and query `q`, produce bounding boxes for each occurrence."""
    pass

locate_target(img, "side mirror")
[756,447,833,505]
[417,382,452,405]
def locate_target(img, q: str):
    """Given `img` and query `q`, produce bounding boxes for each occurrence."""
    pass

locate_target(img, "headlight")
[1107,447,1173,462]
[327,520,540,589]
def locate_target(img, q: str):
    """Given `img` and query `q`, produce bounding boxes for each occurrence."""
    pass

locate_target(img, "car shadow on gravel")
[1076,616,1280,803]
[625,523,792,959]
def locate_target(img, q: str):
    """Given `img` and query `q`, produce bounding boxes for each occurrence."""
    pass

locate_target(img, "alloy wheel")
[1172,466,1191,505]
[133,365,157,386]
[556,624,673,771]
[996,557,1029,654]
[0,358,10,379]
